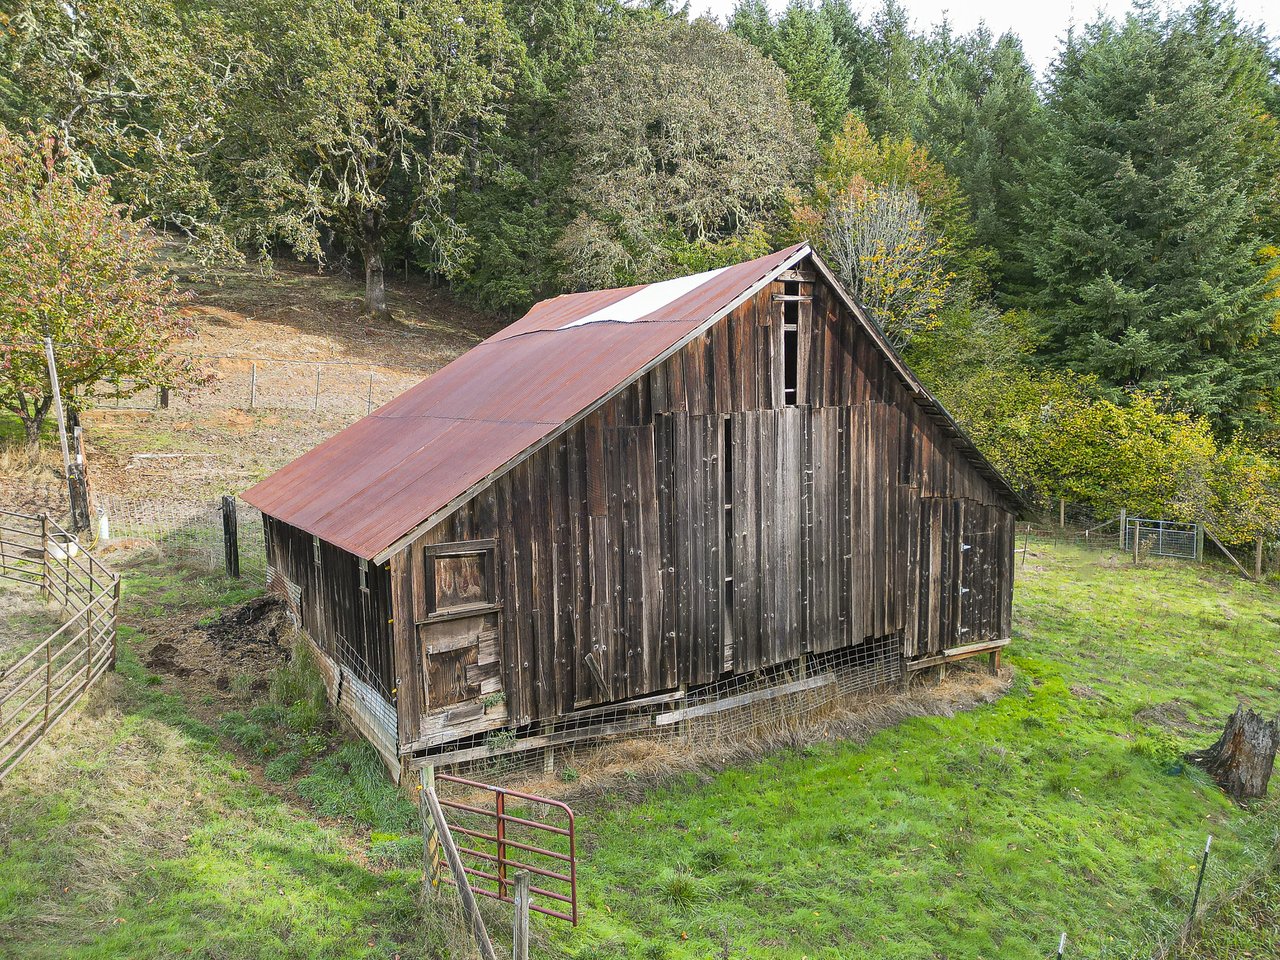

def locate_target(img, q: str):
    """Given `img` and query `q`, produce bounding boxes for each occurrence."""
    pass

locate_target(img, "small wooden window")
[357,557,369,594]
[312,536,321,567]
[424,540,498,621]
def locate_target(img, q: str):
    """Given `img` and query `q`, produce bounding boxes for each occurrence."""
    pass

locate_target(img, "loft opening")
[424,539,498,621]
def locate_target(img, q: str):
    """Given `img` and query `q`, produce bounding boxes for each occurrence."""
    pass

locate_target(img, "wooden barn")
[242,244,1021,778]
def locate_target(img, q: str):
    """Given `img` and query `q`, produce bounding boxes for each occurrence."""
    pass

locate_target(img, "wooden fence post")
[512,871,531,960]
[1118,508,1126,550]
[249,362,257,410]
[1059,498,1065,529]
[420,764,441,896]
[221,496,240,579]
[1256,537,1264,581]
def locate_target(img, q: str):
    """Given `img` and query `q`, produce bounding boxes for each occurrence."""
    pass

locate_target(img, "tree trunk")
[1186,705,1279,802]
[361,213,390,321]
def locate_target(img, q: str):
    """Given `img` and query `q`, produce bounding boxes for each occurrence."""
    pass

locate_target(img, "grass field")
[1,542,1277,960]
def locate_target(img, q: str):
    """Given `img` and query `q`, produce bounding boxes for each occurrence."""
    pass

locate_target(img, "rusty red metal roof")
[243,244,810,560]
[244,244,1023,561]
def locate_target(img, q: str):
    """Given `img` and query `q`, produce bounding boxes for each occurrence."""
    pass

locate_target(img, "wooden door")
[417,541,502,715]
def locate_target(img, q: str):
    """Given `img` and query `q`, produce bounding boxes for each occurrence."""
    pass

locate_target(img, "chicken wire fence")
[429,633,907,783]
[95,494,266,581]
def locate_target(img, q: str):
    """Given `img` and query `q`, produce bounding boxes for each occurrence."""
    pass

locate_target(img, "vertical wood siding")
[372,257,1017,749]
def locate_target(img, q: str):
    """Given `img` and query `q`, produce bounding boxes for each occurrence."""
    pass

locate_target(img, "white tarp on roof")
[559,265,732,328]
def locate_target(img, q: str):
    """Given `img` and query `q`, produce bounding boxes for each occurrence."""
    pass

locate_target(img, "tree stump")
[1186,706,1279,802]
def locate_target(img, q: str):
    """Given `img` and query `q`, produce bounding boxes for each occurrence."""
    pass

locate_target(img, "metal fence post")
[221,496,240,579]
[1189,835,1212,923]
[512,871,531,960]
[367,371,374,415]
[313,365,321,413]
[496,791,508,899]
[249,362,257,410]
[39,513,50,600]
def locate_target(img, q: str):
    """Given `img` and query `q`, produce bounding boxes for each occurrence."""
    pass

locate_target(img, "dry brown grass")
[0,675,214,944]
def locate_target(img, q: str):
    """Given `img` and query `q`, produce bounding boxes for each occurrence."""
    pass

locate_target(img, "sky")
[690,0,1280,75]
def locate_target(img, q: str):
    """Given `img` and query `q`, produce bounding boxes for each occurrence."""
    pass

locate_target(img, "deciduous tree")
[0,131,192,447]
[559,17,815,287]
[228,0,516,318]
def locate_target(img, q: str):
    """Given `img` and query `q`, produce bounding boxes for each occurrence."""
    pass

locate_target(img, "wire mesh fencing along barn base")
[94,494,266,583]
[416,633,972,786]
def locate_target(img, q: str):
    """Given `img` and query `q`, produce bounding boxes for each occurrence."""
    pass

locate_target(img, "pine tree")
[920,29,1045,293]
[1023,2,1280,432]
[769,2,852,138]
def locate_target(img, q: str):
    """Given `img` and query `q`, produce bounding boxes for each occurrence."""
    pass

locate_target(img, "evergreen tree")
[454,0,618,311]
[920,29,1046,292]
[1023,2,1280,432]
[854,0,930,137]
[726,0,774,52]
[767,2,851,138]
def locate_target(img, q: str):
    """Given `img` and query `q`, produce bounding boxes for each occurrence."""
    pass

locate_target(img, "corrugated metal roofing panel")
[242,245,807,560]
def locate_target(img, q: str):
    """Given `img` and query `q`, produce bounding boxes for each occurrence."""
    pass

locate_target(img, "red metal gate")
[434,772,578,925]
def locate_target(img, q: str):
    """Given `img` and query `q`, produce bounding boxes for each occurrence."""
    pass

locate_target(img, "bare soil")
[130,583,292,717]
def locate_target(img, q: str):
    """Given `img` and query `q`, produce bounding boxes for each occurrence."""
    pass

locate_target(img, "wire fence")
[83,356,425,417]
[423,633,922,784]
[95,494,266,582]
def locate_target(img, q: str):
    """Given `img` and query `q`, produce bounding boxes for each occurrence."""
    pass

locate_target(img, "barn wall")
[391,258,1015,753]
[263,516,396,709]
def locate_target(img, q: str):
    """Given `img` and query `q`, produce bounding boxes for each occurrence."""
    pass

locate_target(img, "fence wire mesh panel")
[81,357,421,416]
[95,495,266,581]
[0,513,120,782]
[430,633,905,782]
[1124,518,1199,559]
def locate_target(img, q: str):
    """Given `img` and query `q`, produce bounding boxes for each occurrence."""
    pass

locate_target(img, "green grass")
[2,541,1278,959]
[0,560,471,960]
[545,545,1280,960]
[1170,853,1280,958]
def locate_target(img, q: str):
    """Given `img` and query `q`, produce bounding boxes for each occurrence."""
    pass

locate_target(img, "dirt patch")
[137,595,292,710]
[1071,683,1103,700]
[1135,699,1201,733]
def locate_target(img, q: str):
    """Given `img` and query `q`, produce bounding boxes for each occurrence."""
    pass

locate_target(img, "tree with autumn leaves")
[0,131,193,448]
